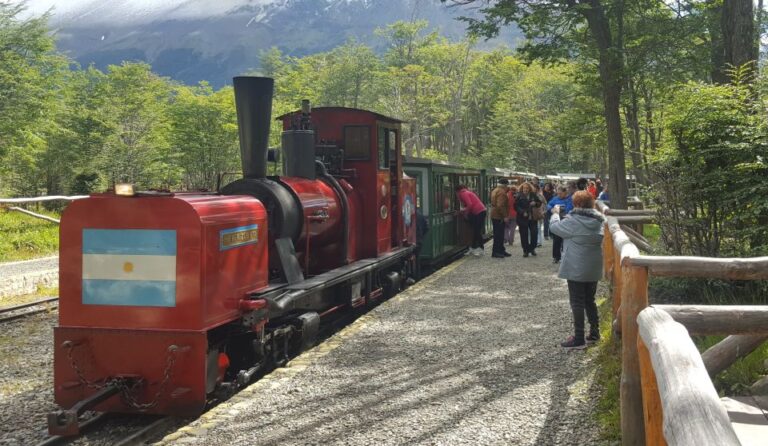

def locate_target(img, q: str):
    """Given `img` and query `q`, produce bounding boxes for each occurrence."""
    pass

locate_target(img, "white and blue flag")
[82,229,177,307]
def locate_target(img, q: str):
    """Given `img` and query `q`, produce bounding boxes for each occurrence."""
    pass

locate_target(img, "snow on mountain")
[14,0,518,87]
[21,0,383,25]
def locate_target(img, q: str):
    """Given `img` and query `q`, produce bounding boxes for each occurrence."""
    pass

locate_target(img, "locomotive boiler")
[48,76,419,435]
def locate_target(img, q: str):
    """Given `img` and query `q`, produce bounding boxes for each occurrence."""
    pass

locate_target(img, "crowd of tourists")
[456,177,606,350]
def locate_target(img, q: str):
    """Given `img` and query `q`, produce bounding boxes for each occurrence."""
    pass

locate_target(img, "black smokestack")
[233,76,274,179]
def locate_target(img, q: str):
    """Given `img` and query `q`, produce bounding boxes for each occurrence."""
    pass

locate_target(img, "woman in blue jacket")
[550,190,605,350]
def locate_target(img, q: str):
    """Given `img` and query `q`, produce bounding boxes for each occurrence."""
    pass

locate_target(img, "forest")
[0,1,767,256]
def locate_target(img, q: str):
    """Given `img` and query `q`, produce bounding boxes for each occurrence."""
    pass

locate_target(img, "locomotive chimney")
[233,76,274,179]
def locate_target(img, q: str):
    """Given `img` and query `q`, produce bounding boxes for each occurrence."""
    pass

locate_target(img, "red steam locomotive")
[48,77,419,435]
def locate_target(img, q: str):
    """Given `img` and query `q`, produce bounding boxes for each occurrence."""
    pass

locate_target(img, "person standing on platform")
[532,182,546,248]
[505,185,518,246]
[587,181,598,199]
[542,183,555,241]
[514,182,542,258]
[490,179,511,258]
[550,191,605,350]
[456,185,487,257]
[547,185,572,264]
[598,185,610,203]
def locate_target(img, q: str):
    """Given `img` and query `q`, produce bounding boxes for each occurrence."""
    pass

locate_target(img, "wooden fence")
[597,201,768,446]
[0,195,87,224]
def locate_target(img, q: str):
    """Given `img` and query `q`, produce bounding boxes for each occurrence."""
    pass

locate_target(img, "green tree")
[96,63,176,189]
[650,70,768,256]
[43,66,112,194]
[318,40,380,109]
[0,3,65,195]
[170,83,239,190]
[445,0,631,207]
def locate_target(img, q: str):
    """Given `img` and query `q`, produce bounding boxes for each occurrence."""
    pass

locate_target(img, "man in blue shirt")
[547,185,572,263]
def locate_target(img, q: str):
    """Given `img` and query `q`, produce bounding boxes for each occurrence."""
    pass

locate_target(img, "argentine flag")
[82,229,177,307]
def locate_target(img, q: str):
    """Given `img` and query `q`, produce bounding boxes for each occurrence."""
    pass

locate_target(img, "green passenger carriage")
[403,157,488,269]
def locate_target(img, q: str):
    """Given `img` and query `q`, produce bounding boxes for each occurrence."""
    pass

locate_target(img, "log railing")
[596,200,768,445]
[0,195,86,224]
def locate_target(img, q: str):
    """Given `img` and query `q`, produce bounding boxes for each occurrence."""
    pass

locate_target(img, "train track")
[0,296,59,323]
[35,415,179,446]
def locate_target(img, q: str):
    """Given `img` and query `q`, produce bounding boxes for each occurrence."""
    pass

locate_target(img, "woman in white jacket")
[549,190,605,350]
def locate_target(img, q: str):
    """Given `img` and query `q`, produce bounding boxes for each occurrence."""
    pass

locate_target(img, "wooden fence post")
[621,264,648,446]
[637,336,666,446]
[604,222,614,281]
[612,242,623,317]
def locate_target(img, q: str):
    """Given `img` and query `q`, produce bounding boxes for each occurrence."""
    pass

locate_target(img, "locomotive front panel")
[52,193,268,419]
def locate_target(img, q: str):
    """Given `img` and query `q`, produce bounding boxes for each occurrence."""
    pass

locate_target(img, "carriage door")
[379,126,401,247]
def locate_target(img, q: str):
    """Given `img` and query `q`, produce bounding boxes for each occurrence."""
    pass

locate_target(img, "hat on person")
[499,179,510,185]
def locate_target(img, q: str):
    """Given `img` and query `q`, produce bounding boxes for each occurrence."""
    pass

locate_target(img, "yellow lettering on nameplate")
[220,224,259,250]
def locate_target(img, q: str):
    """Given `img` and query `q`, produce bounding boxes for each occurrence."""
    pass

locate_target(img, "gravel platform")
[159,240,607,446]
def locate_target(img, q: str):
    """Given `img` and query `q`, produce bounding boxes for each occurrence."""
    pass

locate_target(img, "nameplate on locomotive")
[220,224,259,250]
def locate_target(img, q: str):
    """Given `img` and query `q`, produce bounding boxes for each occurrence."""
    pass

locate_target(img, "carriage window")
[442,175,453,212]
[388,129,398,164]
[377,126,389,169]
[344,126,370,160]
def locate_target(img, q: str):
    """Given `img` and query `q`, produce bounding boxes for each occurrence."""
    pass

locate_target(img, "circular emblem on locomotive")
[403,195,413,227]
[380,185,387,197]
[380,205,388,220]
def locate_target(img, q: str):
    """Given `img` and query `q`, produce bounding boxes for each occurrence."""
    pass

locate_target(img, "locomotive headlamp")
[115,183,135,197]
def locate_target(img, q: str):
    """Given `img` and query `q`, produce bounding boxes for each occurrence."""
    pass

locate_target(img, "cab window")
[344,126,370,160]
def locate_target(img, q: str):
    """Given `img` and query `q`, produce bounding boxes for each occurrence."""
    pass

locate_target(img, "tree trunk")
[757,0,764,60]
[708,1,729,83]
[722,0,756,78]
[624,78,645,186]
[580,0,629,209]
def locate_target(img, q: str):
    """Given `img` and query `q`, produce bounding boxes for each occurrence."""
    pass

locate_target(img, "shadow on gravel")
[224,262,602,445]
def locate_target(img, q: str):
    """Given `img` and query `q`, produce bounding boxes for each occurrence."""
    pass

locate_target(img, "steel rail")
[0,297,59,323]
[113,417,177,446]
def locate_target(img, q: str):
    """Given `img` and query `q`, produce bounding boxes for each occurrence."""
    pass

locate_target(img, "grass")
[643,224,661,245]
[694,335,768,396]
[0,286,58,307]
[593,295,622,442]
[0,207,59,262]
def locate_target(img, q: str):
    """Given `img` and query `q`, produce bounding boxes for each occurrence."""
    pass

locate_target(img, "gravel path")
[159,240,607,446]
[0,256,58,278]
[0,256,59,300]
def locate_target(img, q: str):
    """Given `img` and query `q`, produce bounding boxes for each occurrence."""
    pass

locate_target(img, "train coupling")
[47,383,120,436]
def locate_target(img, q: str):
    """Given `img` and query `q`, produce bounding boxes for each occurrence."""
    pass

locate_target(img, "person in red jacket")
[587,181,598,199]
[456,184,487,256]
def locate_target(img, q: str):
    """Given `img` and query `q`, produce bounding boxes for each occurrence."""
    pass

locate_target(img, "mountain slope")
[23,0,518,86]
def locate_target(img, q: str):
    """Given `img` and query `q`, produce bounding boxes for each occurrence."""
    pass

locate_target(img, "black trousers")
[517,219,538,254]
[491,218,506,254]
[552,234,563,261]
[469,211,486,249]
[567,280,599,342]
[543,211,551,238]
